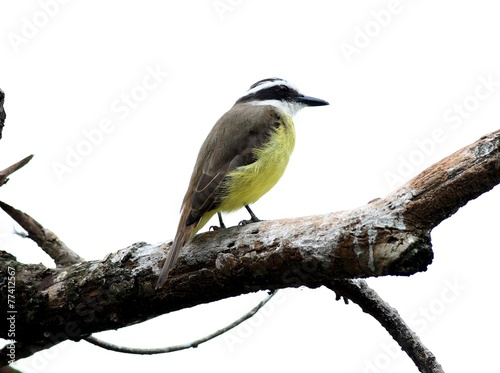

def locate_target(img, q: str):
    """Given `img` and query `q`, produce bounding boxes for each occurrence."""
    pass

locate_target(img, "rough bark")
[1,128,499,370]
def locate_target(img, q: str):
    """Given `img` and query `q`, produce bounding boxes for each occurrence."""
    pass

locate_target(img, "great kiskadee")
[156,78,329,288]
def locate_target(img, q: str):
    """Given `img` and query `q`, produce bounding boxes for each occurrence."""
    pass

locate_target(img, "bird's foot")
[209,224,225,231]
[239,204,262,225]
[210,212,227,231]
[238,216,262,226]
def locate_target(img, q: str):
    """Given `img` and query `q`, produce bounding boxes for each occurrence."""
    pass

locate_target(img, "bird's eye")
[278,85,290,92]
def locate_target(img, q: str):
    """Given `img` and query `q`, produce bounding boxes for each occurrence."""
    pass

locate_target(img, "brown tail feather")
[156,211,195,288]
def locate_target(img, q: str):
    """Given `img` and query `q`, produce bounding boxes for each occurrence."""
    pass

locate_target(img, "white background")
[1,1,499,372]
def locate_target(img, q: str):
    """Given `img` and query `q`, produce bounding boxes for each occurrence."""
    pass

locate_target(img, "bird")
[156,77,329,288]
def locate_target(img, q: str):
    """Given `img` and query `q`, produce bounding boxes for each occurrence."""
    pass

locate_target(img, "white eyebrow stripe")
[244,79,297,96]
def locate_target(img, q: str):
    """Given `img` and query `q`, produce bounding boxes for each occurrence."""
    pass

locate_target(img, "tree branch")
[1,129,499,368]
[329,279,444,373]
[0,201,84,267]
[0,155,33,187]
[403,129,500,229]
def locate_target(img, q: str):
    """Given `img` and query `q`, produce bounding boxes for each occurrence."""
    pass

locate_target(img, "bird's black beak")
[296,95,329,107]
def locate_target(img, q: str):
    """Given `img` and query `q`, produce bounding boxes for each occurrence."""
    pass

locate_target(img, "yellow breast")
[218,112,296,212]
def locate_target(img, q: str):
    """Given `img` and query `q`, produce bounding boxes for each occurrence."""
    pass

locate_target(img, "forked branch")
[1,129,499,371]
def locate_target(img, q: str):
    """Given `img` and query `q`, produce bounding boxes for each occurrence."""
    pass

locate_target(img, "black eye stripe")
[237,85,299,104]
[234,78,301,105]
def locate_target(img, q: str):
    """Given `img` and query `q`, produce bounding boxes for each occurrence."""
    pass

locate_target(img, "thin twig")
[84,290,278,354]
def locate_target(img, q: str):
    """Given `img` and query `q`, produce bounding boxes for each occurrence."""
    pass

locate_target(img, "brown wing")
[183,104,282,226]
[157,104,282,287]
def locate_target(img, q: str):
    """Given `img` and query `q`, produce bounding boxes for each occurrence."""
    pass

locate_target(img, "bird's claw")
[238,217,261,226]
[209,225,225,231]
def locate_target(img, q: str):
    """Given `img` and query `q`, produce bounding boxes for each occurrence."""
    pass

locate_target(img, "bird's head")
[235,77,329,117]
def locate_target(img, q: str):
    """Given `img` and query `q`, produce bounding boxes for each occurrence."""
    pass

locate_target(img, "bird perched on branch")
[156,78,329,288]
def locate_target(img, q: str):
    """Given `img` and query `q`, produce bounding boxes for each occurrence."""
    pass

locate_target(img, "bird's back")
[184,104,294,228]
